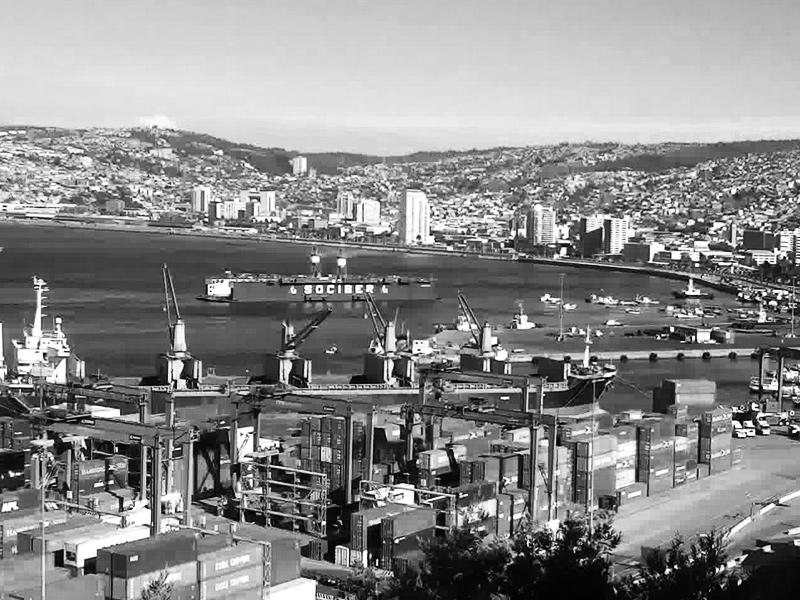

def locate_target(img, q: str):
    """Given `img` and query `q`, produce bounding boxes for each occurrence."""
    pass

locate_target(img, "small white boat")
[625,308,641,315]
[509,303,536,330]
[325,345,338,355]
[635,295,660,305]
[562,303,577,311]
[604,319,623,327]
[541,293,562,305]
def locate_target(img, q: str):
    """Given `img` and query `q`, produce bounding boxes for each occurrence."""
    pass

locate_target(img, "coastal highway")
[612,433,800,572]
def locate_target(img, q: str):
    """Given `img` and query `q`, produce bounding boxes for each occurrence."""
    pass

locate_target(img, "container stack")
[656,379,717,413]
[675,421,699,485]
[0,506,69,560]
[590,434,618,501]
[0,418,31,451]
[454,481,497,530]
[0,554,75,598]
[97,531,200,600]
[635,418,676,496]
[571,441,591,507]
[474,453,517,489]
[300,415,367,496]
[699,407,733,475]
[5,573,105,600]
[417,449,452,488]
[380,507,437,572]
[0,450,31,492]
[611,425,637,492]
[196,537,266,600]
[105,455,129,489]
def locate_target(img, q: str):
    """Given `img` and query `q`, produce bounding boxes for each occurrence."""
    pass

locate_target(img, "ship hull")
[199,279,438,303]
[673,291,715,300]
[543,375,613,410]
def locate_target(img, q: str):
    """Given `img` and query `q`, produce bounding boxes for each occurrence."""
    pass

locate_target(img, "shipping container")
[269,577,317,600]
[662,379,717,397]
[15,514,96,555]
[381,507,436,540]
[64,525,150,570]
[27,521,112,557]
[675,422,700,438]
[615,440,637,460]
[102,530,198,580]
[615,468,636,490]
[732,447,743,465]
[418,450,450,471]
[200,564,262,600]
[197,539,265,581]
[110,560,198,600]
[453,481,496,508]
[0,555,66,591]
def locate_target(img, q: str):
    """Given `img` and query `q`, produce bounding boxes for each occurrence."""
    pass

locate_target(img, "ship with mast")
[198,248,437,303]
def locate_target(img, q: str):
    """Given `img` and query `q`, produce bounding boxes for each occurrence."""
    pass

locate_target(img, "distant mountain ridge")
[4,125,800,176]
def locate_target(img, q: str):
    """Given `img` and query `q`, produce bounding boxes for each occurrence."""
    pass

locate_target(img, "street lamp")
[30,439,59,600]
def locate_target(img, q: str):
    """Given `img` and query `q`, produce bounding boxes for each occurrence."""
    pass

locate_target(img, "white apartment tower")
[239,189,277,215]
[291,155,308,175]
[355,198,381,224]
[526,204,557,245]
[191,186,212,214]
[336,191,355,219]
[398,189,430,245]
[603,217,630,255]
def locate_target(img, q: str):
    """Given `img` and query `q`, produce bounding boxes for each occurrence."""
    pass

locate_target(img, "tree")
[620,529,737,600]
[140,572,173,600]
[504,513,620,600]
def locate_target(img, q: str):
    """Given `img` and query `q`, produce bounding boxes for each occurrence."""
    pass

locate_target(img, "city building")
[191,186,212,214]
[354,198,381,224]
[239,189,276,215]
[743,230,775,251]
[291,156,308,176]
[336,191,355,220]
[727,222,738,247]
[105,199,125,215]
[622,242,665,263]
[398,189,431,245]
[525,204,556,245]
[578,215,606,257]
[603,217,630,255]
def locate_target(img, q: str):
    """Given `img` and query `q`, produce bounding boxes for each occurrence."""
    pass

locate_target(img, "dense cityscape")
[4,126,800,278]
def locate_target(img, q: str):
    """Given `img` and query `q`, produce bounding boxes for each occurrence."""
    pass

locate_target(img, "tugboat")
[673,277,715,300]
[508,303,536,330]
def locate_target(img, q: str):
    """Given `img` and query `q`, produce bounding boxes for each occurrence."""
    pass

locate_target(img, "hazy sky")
[3,0,800,154]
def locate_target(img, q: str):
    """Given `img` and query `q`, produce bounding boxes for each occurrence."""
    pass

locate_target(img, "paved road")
[612,433,800,572]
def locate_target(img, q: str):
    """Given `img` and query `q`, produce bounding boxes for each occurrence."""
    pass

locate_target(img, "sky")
[3,0,800,154]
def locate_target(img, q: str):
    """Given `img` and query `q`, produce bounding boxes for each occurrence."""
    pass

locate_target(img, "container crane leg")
[366,410,375,489]
[184,437,193,526]
[344,411,354,505]
[151,440,163,536]
[139,400,148,503]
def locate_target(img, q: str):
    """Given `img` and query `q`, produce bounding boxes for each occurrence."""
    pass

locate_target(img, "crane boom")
[364,292,387,351]
[457,292,481,347]
[162,264,182,346]
[282,307,332,353]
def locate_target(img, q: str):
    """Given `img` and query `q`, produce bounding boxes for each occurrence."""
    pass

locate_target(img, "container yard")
[2,271,800,597]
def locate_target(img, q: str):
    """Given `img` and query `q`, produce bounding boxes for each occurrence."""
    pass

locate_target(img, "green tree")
[620,529,737,600]
[504,513,620,600]
[140,572,173,600]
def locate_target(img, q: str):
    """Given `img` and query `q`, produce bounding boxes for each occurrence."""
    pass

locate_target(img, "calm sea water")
[0,222,760,413]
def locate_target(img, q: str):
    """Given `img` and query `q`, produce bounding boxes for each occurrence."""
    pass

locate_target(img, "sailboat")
[673,277,714,300]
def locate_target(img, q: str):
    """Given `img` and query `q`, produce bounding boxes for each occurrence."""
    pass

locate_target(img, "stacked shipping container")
[300,416,367,496]
[699,407,733,474]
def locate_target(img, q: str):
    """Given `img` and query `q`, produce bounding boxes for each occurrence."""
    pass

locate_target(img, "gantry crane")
[261,307,332,387]
[33,410,197,536]
[409,366,560,521]
[360,293,412,385]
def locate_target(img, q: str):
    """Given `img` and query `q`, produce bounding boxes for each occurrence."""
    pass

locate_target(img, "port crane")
[364,292,399,356]
[261,307,332,387]
[457,292,483,349]
[158,264,202,390]
[280,308,332,360]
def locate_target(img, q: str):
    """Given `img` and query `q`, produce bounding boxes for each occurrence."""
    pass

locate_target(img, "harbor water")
[0,221,765,413]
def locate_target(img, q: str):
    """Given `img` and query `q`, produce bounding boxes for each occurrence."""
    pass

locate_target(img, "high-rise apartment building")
[398,189,430,245]
[525,204,557,245]
[291,155,308,176]
[336,191,355,219]
[191,186,212,214]
[578,215,606,257]
[239,190,276,215]
[603,217,630,255]
[355,198,381,224]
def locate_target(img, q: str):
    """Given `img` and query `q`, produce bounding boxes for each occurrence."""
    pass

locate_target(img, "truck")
[754,417,771,436]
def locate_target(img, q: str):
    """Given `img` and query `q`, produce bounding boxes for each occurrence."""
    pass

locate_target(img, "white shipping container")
[592,451,617,470]
[504,428,531,444]
[349,548,368,568]
[674,437,689,451]
[64,525,150,569]
[450,445,468,460]
[616,441,637,459]
[269,577,317,600]
[320,447,332,463]
[419,450,450,471]
[615,469,636,490]
[334,545,351,567]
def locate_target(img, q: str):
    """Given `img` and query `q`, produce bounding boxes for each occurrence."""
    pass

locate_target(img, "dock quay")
[528,346,751,362]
